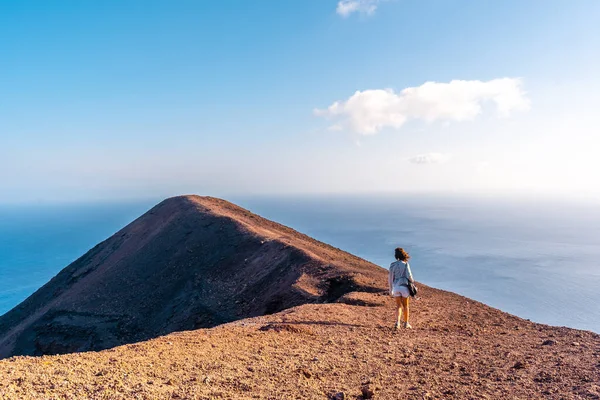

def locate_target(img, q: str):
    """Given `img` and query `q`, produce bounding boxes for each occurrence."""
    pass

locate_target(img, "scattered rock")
[512,361,526,370]
[361,385,375,399]
[330,392,345,400]
[572,342,580,347]
[542,339,556,346]
[259,324,313,335]
[301,369,312,378]
[534,372,554,383]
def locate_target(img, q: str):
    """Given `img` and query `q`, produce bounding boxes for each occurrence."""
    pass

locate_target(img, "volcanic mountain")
[0,195,387,358]
[1,196,599,399]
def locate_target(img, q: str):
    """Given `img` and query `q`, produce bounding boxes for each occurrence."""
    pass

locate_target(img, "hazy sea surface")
[1,195,599,333]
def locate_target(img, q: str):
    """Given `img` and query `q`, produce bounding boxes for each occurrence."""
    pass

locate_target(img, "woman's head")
[395,247,410,261]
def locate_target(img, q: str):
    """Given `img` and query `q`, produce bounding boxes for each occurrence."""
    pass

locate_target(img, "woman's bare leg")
[394,297,403,327]
[401,296,411,327]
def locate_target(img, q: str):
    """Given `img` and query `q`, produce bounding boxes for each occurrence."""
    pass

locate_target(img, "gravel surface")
[1,289,598,399]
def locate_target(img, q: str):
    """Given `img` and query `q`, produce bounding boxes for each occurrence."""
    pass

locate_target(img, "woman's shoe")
[404,322,412,329]
[394,322,401,330]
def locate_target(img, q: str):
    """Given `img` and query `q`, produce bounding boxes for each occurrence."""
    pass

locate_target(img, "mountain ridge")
[0,196,598,399]
[0,195,387,358]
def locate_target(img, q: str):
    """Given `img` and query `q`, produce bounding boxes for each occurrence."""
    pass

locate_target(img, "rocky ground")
[1,287,598,399]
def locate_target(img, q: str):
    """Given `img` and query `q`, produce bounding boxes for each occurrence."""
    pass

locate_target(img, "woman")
[388,247,415,329]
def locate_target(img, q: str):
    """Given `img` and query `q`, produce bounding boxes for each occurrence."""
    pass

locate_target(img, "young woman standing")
[388,247,415,329]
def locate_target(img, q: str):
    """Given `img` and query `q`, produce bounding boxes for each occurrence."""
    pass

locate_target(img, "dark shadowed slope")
[0,196,387,358]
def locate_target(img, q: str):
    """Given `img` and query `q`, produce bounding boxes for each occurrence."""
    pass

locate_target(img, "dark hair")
[395,247,410,261]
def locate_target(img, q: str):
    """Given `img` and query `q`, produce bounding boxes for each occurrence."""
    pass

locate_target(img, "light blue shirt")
[388,260,414,295]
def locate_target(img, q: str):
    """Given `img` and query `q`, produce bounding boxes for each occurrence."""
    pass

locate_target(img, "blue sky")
[2,0,600,203]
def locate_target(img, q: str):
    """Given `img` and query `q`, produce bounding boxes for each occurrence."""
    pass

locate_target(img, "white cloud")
[336,0,379,17]
[408,153,451,165]
[314,78,531,134]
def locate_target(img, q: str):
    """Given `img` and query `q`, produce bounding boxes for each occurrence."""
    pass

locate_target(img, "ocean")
[1,195,599,333]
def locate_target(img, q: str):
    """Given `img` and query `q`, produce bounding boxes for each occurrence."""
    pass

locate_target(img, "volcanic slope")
[0,196,386,358]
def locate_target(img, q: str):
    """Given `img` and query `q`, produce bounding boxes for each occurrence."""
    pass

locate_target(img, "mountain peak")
[0,196,386,358]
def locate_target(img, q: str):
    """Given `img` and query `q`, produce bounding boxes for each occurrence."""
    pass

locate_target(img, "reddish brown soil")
[0,290,598,399]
